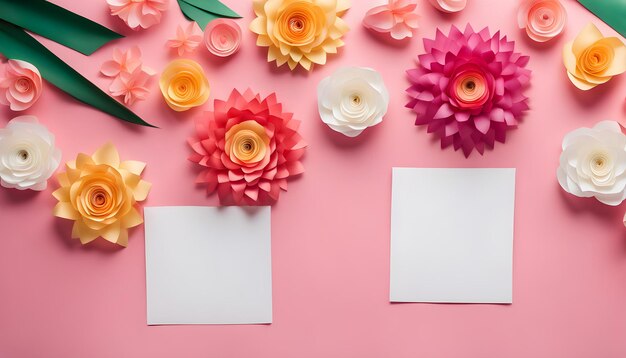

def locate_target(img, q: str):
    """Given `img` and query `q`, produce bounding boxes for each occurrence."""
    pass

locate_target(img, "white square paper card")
[390,168,515,303]
[144,206,272,325]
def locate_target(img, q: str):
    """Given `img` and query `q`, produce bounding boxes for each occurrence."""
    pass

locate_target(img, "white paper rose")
[317,67,389,137]
[0,116,62,191]
[557,121,626,206]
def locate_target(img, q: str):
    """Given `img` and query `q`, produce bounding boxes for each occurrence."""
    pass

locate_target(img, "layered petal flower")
[428,0,466,13]
[518,0,567,43]
[159,59,210,111]
[406,25,531,157]
[109,67,153,106]
[204,19,242,57]
[249,0,350,71]
[100,47,143,78]
[318,67,389,137]
[0,60,43,111]
[0,116,61,191]
[52,143,151,247]
[188,89,307,205]
[557,121,626,206]
[563,23,626,90]
[167,21,203,56]
[363,0,419,40]
[107,0,168,30]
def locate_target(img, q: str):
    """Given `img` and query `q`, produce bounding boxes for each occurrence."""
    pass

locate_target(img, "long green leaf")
[577,0,626,39]
[179,0,241,19]
[0,0,123,56]
[177,0,220,29]
[0,20,156,128]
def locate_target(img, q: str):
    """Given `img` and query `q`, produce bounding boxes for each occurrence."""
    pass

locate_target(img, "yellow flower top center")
[580,43,613,74]
[225,120,271,165]
[276,1,325,46]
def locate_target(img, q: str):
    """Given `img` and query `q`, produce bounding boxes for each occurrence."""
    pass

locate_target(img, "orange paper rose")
[159,59,210,111]
[563,23,626,90]
[52,143,151,247]
[250,0,350,71]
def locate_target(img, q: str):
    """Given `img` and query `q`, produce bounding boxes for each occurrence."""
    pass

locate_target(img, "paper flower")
[0,60,43,111]
[318,67,389,137]
[52,143,151,247]
[249,0,350,71]
[109,67,153,106]
[107,0,168,30]
[428,0,466,13]
[517,0,566,43]
[167,21,203,56]
[563,23,626,90]
[204,19,242,57]
[100,47,142,78]
[188,89,306,205]
[0,116,61,191]
[557,121,626,206]
[159,59,210,112]
[362,0,419,40]
[406,25,531,157]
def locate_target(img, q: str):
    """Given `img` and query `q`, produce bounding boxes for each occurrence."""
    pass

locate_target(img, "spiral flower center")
[449,67,491,110]
[581,44,613,74]
[17,149,29,162]
[350,94,362,107]
[225,120,270,166]
[15,78,31,93]
[590,151,612,177]
[276,2,324,46]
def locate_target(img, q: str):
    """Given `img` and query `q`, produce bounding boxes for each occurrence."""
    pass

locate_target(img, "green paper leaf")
[0,0,123,56]
[179,0,241,19]
[577,0,626,39]
[0,20,156,128]
[177,0,220,29]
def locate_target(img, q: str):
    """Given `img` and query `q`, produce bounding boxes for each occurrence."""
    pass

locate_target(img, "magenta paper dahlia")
[406,25,531,157]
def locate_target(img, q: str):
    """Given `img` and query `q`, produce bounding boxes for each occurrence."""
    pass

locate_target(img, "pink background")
[1,0,626,356]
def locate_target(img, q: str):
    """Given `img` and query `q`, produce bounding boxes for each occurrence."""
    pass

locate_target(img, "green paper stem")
[0,20,156,128]
[0,0,123,56]
[577,0,626,39]
[177,0,220,29]
[179,0,241,19]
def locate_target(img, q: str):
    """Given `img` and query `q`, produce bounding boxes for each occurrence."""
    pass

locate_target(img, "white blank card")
[144,206,272,325]
[390,168,515,304]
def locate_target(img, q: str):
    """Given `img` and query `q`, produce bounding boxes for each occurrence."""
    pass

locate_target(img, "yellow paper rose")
[52,143,151,247]
[159,59,210,111]
[250,0,350,71]
[563,23,626,90]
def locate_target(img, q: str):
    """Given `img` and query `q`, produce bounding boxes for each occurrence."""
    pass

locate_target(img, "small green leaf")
[179,0,241,19]
[577,0,626,38]
[177,0,220,29]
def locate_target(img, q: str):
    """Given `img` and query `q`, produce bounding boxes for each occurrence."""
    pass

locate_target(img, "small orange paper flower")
[159,59,210,111]
[52,143,151,247]
[563,23,626,90]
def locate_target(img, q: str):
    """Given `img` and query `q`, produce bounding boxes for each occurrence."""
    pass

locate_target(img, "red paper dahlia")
[188,89,306,205]
[406,25,531,157]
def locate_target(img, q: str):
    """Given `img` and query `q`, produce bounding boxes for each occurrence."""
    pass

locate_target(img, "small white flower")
[557,120,626,206]
[317,67,389,138]
[0,116,61,191]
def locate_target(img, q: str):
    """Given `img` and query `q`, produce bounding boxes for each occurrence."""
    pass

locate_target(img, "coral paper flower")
[362,0,419,40]
[517,0,567,43]
[318,67,389,137]
[159,59,210,112]
[406,25,531,157]
[188,89,306,205]
[563,23,626,90]
[52,143,151,247]
[0,116,61,191]
[100,47,143,78]
[109,67,153,106]
[557,121,626,206]
[0,60,43,111]
[204,19,242,57]
[107,0,168,30]
[428,0,466,13]
[249,0,350,71]
[167,21,203,56]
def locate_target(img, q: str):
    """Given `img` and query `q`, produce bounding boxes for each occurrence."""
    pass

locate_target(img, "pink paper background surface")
[1,0,626,356]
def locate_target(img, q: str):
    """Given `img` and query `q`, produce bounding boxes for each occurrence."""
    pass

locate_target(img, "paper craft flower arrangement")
[517,0,567,42]
[318,67,389,137]
[428,0,466,13]
[562,23,626,90]
[0,116,61,191]
[0,60,43,111]
[159,59,210,111]
[107,0,168,30]
[250,0,350,70]
[53,143,151,247]
[362,0,419,40]
[406,25,531,157]
[188,89,307,205]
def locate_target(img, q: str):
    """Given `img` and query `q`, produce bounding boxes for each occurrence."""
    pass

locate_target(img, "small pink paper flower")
[0,60,43,111]
[429,0,466,13]
[100,46,142,78]
[109,67,152,106]
[166,21,203,56]
[204,19,242,57]
[518,0,567,42]
[107,0,168,30]
[363,0,419,40]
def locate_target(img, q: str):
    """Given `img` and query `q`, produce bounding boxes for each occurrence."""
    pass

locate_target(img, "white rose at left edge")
[557,120,626,206]
[317,66,389,137]
[0,116,61,191]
